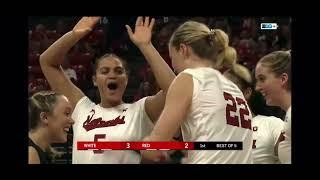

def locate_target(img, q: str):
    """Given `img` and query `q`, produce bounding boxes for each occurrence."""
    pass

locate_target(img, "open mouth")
[63,127,70,133]
[107,82,118,90]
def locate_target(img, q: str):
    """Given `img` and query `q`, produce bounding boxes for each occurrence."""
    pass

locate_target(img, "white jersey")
[181,68,253,164]
[71,96,153,164]
[252,115,283,164]
[278,106,291,164]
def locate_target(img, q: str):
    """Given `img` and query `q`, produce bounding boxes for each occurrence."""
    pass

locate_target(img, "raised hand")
[72,16,101,38]
[126,16,155,48]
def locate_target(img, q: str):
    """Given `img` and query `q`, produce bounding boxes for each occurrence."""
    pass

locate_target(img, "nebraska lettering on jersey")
[83,109,126,132]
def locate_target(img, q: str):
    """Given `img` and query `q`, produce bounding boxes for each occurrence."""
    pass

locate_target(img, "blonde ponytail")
[215,46,237,69]
[169,22,238,70]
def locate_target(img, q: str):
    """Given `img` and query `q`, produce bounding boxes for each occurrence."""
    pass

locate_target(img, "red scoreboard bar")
[77,141,242,150]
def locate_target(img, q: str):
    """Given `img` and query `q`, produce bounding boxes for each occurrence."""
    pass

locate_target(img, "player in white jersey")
[224,64,284,164]
[40,17,176,163]
[140,21,253,164]
[279,106,291,164]
[255,51,291,164]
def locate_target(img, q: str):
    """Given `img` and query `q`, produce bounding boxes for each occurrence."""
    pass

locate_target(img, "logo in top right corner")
[260,23,278,30]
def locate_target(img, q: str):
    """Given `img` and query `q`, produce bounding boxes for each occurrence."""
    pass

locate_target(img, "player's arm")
[126,17,176,122]
[276,117,291,164]
[141,73,193,161]
[39,17,100,109]
[141,44,176,122]
[269,118,284,156]
[274,132,285,156]
[28,147,40,164]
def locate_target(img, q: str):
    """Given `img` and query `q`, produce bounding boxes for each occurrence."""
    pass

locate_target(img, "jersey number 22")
[223,92,251,130]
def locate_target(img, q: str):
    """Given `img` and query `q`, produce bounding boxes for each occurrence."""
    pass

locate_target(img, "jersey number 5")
[93,134,106,154]
[223,92,251,130]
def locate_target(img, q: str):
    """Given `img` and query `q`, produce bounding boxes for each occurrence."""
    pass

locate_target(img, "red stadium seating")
[84,29,105,44]
[30,31,46,41]
[68,52,93,66]
[46,30,61,41]
[28,53,40,66]
[29,65,44,78]
[29,78,50,92]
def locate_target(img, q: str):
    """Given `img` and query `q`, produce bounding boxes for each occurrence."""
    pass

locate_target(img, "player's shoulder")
[181,67,218,80]
[74,96,96,109]
[287,106,292,113]
[253,115,282,126]
[255,115,283,122]
[126,97,148,110]
[28,146,40,164]
[72,96,97,119]
[261,115,284,128]
[28,146,38,154]
[266,116,283,122]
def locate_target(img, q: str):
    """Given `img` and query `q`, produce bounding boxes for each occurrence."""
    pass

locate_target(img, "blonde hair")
[29,91,65,162]
[169,21,237,69]
[258,50,291,90]
[29,91,62,130]
[225,64,253,91]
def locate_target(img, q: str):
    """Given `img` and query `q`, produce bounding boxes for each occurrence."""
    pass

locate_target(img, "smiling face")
[255,62,284,106]
[254,51,291,107]
[47,95,74,143]
[29,92,74,143]
[93,55,128,106]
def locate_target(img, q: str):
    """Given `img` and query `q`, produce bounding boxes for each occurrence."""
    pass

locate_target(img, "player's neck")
[29,129,50,152]
[100,100,124,108]
[280,91,291,111]
[184,56,213,69]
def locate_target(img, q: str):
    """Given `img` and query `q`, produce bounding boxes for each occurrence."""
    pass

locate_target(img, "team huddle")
[28,17,291,164]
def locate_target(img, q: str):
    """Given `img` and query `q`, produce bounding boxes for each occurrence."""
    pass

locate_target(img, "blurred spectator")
[56,20,68,36]
[29,39,41,54]
[134,81,152,101]
[134,65,160,101]
[32,24,50,53]
[62,57,78,83]
[111,30,129,56]
[69,43,81,55]
[190,16,208,24]
[35,24,46,34]
[237,39,259,70]
[214,18,232,37]
[242,17,255,31]
[240,29,250,40]
[153,22,178,69]
[256,40,269,59]
[83,42,97,57]
[231,35,240,48]
[277,24,291,50]
[28,78,49,96]
[85,28,106,57]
